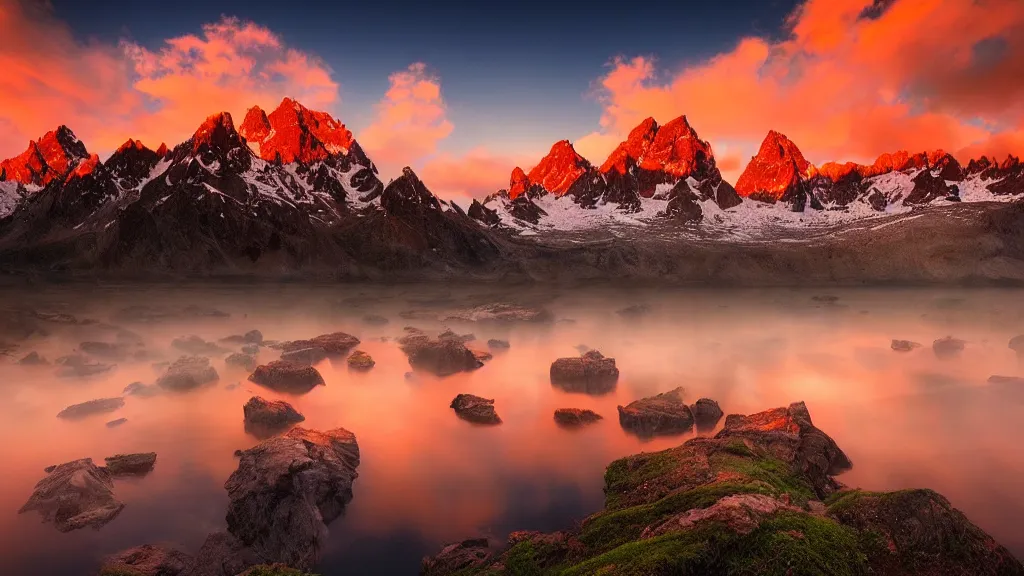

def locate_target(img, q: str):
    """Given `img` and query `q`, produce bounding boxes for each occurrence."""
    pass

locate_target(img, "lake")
[1,283,1022,574]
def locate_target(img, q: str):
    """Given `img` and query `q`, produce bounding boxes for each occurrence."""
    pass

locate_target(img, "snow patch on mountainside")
[0,181,22,219]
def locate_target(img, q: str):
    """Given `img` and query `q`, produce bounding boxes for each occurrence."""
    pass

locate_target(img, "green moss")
[603,450,679,509]
[710,452,817,505]
[723,511,869,575]
[504,541,544,576]
[562,525,724,576]
[721,440,755,457]
[580,482,772,553]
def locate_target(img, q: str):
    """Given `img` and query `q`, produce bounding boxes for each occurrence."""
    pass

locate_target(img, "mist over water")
[1,284,1023,574]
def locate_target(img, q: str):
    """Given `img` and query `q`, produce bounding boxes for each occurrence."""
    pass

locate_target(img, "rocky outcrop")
[57,397,125,419]
[225,427,360,569]
[399,328,484,376]
[735,130,813,205]
[0,125,89,186]
[104,453,157,477]
[450,394,502,425]
[444,303,553,323]
[226,352,258,371]
[99,544,190,576]
[617,387,693,437]
[487,339,510,350]
[891,339,921,352]
[512,141,591,198]
[279,332,359,355]
[239,98,355,164]
[423,401,1022,576]
[157,356,219,391]
[933,336,965,358]
[243,396,305,438]
[689,397,724,431]
[248,361,325,394]
[279,347,328,366]
[19,458,124,532]
[550,350,619,395]
[172,335,228,355]
[553,408,603,427]
[346,350,375,371]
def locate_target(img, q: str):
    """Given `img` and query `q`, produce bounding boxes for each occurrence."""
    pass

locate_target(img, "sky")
[2,0,1024,202]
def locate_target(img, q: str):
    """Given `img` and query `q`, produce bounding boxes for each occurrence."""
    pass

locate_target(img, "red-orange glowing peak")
[191,112,240,154]
[0,125,87,186]
[815,161,860,181]
[115,139,150,154]
[239,97,354,164]
[65,153,100,183]
[735,130,810,199]
[509,166,530,199]
[637,115,715,178]
[156,143,169,157]
[526,140,591,195]
[599,117,659,174]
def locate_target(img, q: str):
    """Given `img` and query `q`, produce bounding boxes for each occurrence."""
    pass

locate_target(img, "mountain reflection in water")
[1,284,1022,574]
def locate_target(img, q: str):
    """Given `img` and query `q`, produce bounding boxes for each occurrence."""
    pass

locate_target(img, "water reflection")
[0,284,1023,574]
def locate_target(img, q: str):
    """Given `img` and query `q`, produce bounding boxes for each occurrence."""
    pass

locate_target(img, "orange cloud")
[419,148,537,200]
[0,3,338,159]
[579,0,1024,168]
[359,63,454,180]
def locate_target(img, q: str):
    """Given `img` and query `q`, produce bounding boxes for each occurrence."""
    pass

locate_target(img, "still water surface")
[1,284,1023,574]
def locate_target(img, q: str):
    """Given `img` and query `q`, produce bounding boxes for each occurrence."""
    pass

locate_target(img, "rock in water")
[487,339,510,350]
[106,418,128,428]
[241,343,260,355]
[421,538,492,576]
[157,356,219,391]
[443,303,554,323]
[172,335,228,355]
[225,427,360,569]
[933,336,966,358]
[690,398,724,431]
[1009,334,1024,356]
[400,329,483,376]
[225,352,257,371]
[450,394,502,425]
[123,381,160,397]
[181,531,261,576]
[617,387,693,437]
[362,314,389,326]
[100,544,191,576]
[54,354,115,377]
[347,350,375,371]
[248,361,325,394]
[553,408,603,427]
[279,332,360,356]
[243,396,305,439]
[104,453,157,477]
[279,347,328,366]
[616,303,651,317]
[18,351,48,365]
[891,339,921,352]
[18,458,124,532]
[549,350,620,395]
[57,397,125,419]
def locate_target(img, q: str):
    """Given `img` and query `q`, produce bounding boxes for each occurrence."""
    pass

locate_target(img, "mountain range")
[2,97,1024,283]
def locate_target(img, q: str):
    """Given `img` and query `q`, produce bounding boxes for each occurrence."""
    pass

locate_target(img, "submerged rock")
[891,339,921,352]
[104,453,157,477]
[279,332,360,356]
[1009,334,1024,356]
[248,361,325,394]
[690,398,724,431]
[450,394,502,425]
[123,381,160,397]
[18,458,124,532]
[106,418,128,428]
[487,339,510,350]
[243,396,305,439]
[988,375,1024,386]
[241,343,260,355]
[933,336,966,358]
[226,427,360,569]
[80,341,132,360]
[346,350,375,371]
[618,387,693,437]
[553,408,603,427]
[616,303,652,317]
[279,347,328,366]
[18,351,49,365]
[443,303,554,323]
[362,314,390,326]
[57,397,125,420]
[549,350,619,395]
[157,356,219,391]
[99,544,191,576]
[55,354,115,377]
[225,352,257,371]
[172,335,228,356]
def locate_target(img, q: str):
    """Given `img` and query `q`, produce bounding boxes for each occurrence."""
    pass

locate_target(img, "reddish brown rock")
[553,408,603,427]
[735,130,811,202]
[450,394,502,425]
[521,140,591,195]
[243,396,305,438]
[248,361,325,394]
[550,350,620,395]
[617,387,693,437]
[239,97,354,164]
[0,125,88,186]
[508,166,530,199]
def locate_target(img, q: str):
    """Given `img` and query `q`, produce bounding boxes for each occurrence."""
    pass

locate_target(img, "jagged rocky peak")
[176,112,252,172]
[381,167,444,217]
[524,140,591,195]
[639,115,716,179]
[155,143,169,157]
[239,97,355,164]
[600,117,659,175]
[735,130,811,201]
[508,166,530,199]
[65,153,100,183]
[0,125,89,186]
[105,139,162,190]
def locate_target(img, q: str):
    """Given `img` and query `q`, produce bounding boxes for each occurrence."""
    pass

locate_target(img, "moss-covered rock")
[421,402,1024,576]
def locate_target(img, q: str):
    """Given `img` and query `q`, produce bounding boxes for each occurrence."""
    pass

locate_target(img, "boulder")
[248,361,325,394]
[106,418,128,428]
[690,398,724,431]
[156,356,219,391]
[225,427,360,569]
[243,396,305,438]
[617,387,694,437]
[80,341,131,360]
[346,350,375,371]
[18,458,124,532]
[55,354,115,377]
[279,347,328,366]
[99,544,191,576]
[279,332,360,356]
[932,336,966,358]
[180,531,261,576]
[57,397,125,419]
[487,339,510,350]
[891,339,921,352]
[104,453,157,477]
[241,343,260,355]
[123,381,160,397]
[450,394,502,425]
[18,351,49,365]
[421,538,492,576]
[225,352,257,371]
[172,335,228,355]
[553,408,603,427]
[1009,334,1024,355]
[400,329,483,377]
[550,350,619,395]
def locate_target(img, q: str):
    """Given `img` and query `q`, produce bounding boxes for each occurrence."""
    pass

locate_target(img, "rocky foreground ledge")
[422,402,1024,576]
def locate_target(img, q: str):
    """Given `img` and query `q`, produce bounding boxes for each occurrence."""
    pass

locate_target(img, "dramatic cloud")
[419,148,537,201]
[578,0,1024,168]
[360,63,454,180]
[0,2,338,158]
